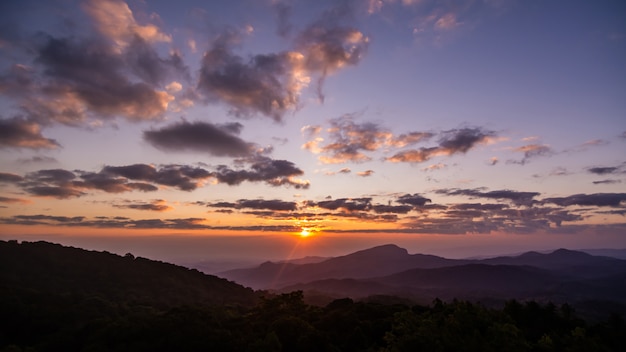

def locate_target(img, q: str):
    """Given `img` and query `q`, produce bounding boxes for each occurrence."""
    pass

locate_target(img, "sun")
[299,228,312,238]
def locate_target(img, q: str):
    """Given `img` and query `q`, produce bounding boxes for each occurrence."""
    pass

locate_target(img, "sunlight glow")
[299,228,312,238]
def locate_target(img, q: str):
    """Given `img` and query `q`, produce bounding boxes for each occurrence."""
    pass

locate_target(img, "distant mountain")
[581,248,626,260]
[481,248,626,279]
[219,244,626,307]
[281,264,560,301]
[0,240,257,308]
[219,244,467,289]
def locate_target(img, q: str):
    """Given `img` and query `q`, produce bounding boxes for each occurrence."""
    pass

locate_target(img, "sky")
[0,0,625,265]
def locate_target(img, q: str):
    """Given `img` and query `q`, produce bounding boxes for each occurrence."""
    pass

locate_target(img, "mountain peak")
[350,244,408,257]
[550,248,591,258]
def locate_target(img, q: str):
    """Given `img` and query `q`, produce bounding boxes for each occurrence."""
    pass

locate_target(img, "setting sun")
[299,229,312,238]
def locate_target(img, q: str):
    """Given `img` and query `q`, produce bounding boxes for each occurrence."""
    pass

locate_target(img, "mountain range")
[219,244,626,307]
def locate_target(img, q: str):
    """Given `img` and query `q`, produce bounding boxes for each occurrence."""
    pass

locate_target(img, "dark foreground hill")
[1,240,625,351]
[0,240,257,308]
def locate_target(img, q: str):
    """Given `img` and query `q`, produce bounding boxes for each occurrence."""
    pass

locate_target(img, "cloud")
[34,36,174,122]
[372,204,413,214]
[542,193,626,207]
[0,1,185,130]
[588,166,619,175]
[388,132,434,147]
[102,164,211,191]
[312,197,372,212]
[509,144,553,165]
[435,188,539,206]
[197,30,308,121]
[82,0,171,50]
[207,199,297,211]
[422,163,446,172]
[592,179,621,185]
[0,172,24,183]
[212,157,310,189]
[357,170,374,177]
[295,9,369,102]
[0,196,29,204]
[143,120,254,157]
[387,127,495,163]
[112,199,172,212]
[396,193,432,206]
[0,213,301,232]
[0,117,60,149]
[311,115,393,164]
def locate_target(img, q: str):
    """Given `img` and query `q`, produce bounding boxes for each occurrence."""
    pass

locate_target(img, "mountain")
[219,244,467,289]
[481,248,626,279]
[219,244,626,308]
[581,248,626,260]
[0,240,257,308]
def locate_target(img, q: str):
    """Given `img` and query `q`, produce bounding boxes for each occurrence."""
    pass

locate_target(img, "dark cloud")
[207,199,297,211]
[103,164,211,191]
[313,197,372,212]
[372,204,413,214]
[34,36,173,122]
[112,199,172,212]
[588,166,619,175]
[592,179,621,185]
[6,157,309,200]
[25,186,85,198]
[0,117,60,149]
[0,172,24,183]
[19,169,82,198]
[0,5,181,128]
[387,127,495,163]
[213,157,309,189]
[435,188,539,206]
[76,172,157,193]
[450,203,508,211]
[542,193,626,207]
[143,120,253,156]
[197,30,303,121]
[123,37,189,86]
[396,193,432,206]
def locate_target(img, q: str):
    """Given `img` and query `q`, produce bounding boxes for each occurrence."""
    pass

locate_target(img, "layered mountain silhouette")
[219,244,626,305]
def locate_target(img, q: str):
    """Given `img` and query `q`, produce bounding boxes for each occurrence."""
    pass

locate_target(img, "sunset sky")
[1,0,625,264]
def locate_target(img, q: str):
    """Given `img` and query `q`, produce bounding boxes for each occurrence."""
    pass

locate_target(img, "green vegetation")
[1,241,624,351]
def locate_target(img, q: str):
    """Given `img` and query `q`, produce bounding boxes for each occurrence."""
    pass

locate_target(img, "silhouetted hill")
[220,244,467,289]
[219,244,626,311]
[481,248,626,279]
[0,240,257,308]
[281,265,560,301]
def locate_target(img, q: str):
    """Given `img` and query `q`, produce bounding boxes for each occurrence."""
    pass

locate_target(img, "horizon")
[1,0,625,262]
